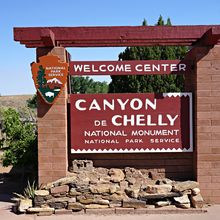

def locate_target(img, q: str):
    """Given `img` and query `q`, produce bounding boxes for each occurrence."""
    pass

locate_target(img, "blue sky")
[1,0,220,95]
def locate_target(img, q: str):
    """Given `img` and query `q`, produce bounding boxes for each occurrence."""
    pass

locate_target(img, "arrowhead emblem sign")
[31,55,68,104]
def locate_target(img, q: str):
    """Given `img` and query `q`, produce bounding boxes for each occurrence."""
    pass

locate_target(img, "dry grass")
[0,95,33,110]
[0,94,37,121]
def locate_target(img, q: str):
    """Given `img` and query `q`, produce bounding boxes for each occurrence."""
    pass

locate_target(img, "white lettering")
[144,64,151,72]
[170,64,177,71]
[73,64,83,72]
[89,100,101,110]
[136,115,145,126]
[117,99,129,110]
[75,99,86,111]
[123,115,135,126]
[103,99,115,110]
[135,64,142,72]
[130,98,143,110]
[161,64,169,71]
[145,99,157,110]
[111,115,122,126]
[158,114,168,126]
[179,63,186,71]
[167,114,178,126]
[107,65,114,72]
[84,65,90,72]
[100,65,106,72]
[125,64,131,72]
[152,64,160,72]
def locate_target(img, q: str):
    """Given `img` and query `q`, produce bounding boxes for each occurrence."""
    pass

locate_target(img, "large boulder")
[77,194,109,205]
[27,207,54,214]
[34,190,49,196]
[174,195,190,204]
[155,178,173,185]
[69,188,82,196]
[190,193,204,208]
[143,184,172,194]
[43,174,77,189]
[89,183,119,194]
[173,181,199,192]
[139,191,181,200]
[120,180,129,190]
[77,194,95,204]
[50,185,69,194]
[85,204,109,209]
[122,199,146,209]
[124,167,145,185]
[95,167,109,175]
[18,199,32,213]
[48,201,67,209]
[125,187,140,199]
[102,192,129,202]
[67,202,84,211]
[174,195,191,209]
[77,171,96,184]
[155,200,171,207]
[191,188,200,196]
[109,168,125,183]
[72,160,94,172]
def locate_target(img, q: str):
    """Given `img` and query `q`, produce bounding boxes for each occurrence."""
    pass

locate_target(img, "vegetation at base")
[108,16,188,93]
[0,108,37,168]
[70,76,108,94]
[13,180,37,199]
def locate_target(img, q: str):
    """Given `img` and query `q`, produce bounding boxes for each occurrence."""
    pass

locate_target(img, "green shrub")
[0,108,37,168]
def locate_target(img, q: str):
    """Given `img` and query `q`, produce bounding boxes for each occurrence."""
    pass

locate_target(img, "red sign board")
[70,93,193,153]
[69,60,190,75]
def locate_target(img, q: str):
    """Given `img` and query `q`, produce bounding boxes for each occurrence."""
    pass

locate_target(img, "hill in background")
[0,94,36,122]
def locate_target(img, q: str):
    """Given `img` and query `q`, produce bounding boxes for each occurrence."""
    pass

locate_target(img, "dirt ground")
[0,202,220,220]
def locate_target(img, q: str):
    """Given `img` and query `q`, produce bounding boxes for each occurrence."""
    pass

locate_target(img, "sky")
[1,0,220,95]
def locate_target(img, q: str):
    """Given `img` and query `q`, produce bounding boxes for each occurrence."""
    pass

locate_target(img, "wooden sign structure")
[14,25,220,203]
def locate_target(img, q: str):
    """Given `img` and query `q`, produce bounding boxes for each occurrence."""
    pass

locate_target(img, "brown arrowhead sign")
[31,55,68,104]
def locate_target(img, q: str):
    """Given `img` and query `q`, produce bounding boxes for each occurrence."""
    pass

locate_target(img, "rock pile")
[14,161,204,215]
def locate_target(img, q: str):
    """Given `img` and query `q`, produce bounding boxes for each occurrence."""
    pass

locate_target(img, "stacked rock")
[15,162,204,215]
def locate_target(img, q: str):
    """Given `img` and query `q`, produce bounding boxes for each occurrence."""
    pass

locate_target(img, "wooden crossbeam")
[14,25,220,48]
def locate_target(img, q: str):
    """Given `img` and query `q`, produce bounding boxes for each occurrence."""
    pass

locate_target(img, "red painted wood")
[197,28,220,46]
[69,60,190,75]
[70,93,192,153]
[14,25,220,48]
[40,29,55,47]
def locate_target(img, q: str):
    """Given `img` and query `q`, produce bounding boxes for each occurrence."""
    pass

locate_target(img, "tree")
[108,16,188,93]
[27,94,37,108]
[70,76,108,94]
[37,65,47,89]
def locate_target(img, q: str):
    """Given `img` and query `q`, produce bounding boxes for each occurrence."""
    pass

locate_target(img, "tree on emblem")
[37,65,47,89]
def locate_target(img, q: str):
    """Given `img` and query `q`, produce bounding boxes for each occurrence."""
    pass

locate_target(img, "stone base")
[14,164,206,215]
